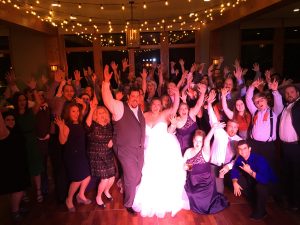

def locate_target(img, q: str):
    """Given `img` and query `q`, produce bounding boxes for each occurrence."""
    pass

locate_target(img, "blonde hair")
[92,106,111,125]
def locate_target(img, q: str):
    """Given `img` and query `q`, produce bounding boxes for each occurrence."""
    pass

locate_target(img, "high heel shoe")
[104,193,113,202]
[65,200,76,212]
[96,196,106,209]
[76,195,92,205]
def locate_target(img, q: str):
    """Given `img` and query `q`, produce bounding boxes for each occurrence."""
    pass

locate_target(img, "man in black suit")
[279,84,300,210]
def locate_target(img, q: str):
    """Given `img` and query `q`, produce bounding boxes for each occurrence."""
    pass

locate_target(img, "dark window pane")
[64,35,93,47]
[241,28,274,41]
[241,44,273,80]
[0,36,9,50]
[168,30,195,44]
[66,51,94,79]
[283,43,300,82]
[100,33,126,47]
[140,32,160,45]
[134,49,160,75]
[169,48,195,72]
[0,53,11,94]
[102,50,128,66]
[285,27,300,39]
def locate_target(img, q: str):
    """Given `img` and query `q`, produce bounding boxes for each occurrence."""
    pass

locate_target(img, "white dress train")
[132,122,190,218]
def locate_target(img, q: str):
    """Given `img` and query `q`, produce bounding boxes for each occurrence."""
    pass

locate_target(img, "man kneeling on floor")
[231,140,277,220]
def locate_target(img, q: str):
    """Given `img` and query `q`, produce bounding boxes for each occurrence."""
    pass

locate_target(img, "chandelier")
[126,1,140,48]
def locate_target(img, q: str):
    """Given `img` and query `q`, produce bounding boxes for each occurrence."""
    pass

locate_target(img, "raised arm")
[54,116,69,145]
[202,122,226,160]
[86,98,98,127]
[221,88,234,119]
[141,68,147,95]
[268,79,284,115]
[246,80,263,115]
[207,90,219,125]
[189,83,206,119]
[101,65,123,121]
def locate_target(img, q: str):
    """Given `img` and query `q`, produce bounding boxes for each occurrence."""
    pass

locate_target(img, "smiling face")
[69,105,80,123]
[4,115,15,129]
[178,103,189,117]
[238,144,251,161]
[235,99,245,113]
[226,121,239,137]
[224,78,234,92]
[193,135,203,150]
[285,86,299,103]
[127,90,140,108]
[63,85,75,101]
[253,96,268,111]
[150,99,162,114]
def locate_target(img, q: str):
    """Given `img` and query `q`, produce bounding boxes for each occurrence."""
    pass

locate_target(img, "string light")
[165,0,168,6]
[143,2,147,9]
[100,4,104,10]
[121,4,125,10]
[78,3,82,9]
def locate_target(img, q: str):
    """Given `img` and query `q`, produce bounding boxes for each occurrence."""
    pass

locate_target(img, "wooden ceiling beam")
[0,3,57,35]
[207,0,285,30]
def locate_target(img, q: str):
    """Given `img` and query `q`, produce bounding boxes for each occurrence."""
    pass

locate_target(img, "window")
[66,51,94,78]
[241,28,274,41]
[140,32,160,45]
[168,30,195,44]
[64,35,93,47]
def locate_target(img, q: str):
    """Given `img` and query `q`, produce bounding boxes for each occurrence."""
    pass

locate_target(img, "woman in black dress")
[86,100,116,208]
[55,103,91,212]
[0,111,30,221]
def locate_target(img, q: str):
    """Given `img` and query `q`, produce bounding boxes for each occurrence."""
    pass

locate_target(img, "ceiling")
[3,0,249,33]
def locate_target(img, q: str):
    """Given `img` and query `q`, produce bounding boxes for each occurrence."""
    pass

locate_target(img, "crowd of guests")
[0,56,299,221]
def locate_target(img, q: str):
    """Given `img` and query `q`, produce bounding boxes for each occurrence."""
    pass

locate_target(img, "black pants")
[238,172,269,215]
[49,135,69,203]
[37,139,49,195]
[281,141,300,207]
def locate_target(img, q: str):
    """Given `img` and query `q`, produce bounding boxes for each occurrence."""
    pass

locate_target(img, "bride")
[133,85,190,218]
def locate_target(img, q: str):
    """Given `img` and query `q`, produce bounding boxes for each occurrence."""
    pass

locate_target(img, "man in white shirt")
[102,65,146,215]
[279,84,300,210]
[207,90,242,193]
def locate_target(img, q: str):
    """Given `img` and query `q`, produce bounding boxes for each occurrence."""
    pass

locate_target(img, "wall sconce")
[50,65,58,71]
[213,59,219,66]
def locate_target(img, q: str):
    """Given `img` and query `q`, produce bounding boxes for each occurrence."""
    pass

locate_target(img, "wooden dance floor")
[1,183,300,225]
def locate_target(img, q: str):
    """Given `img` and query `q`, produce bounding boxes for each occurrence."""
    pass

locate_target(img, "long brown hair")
[63,102,83,123]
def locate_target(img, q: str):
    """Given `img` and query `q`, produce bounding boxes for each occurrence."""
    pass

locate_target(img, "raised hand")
[268,79,278,91]
[252,63,260,72]
[190,63,196,73]
[91,73,97,83]
[87,66,93,76]
[208,64,214,77]
[110,61,118,71]
[169,114,178,127]
[221,87,229,97]
[103,65,113,83]
[234,58,240,69]
[26,77,37,90]
[213,121,226,129]
[54,70,65,83]
[54,116,65,128]
[40,74,49,86]
[74,70,81,81]
[197,83,207,95]
[233,66,243,80]
[223,66,230,76]
[140,68,147,80]
[122,58,129,71]
[251,78,264,89]
[89,99,98,111]
[5,70,16,85]
[170,61,176,68]
[179,58,185,66]
[264,70,271,83]
[206,89,216,104]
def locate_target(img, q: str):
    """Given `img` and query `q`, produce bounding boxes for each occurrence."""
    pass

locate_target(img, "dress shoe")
[249,211,267,220]
[126,207,137,215]
[76,195,92,205]
[104,193,113,202]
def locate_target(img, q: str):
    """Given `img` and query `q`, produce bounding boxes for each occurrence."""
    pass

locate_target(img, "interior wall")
[9,26,48,80]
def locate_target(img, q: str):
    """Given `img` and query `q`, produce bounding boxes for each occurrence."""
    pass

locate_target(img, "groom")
[102,65,145,214]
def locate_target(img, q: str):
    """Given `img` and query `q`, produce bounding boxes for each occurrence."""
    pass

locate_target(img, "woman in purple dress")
[183,127,229,214]
[168,83,207,155]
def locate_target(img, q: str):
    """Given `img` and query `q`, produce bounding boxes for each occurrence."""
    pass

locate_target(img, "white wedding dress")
[133,122,190,218]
